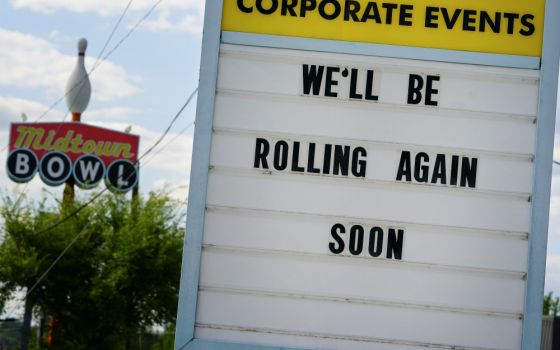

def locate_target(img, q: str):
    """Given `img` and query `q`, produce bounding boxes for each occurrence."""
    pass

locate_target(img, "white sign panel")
[175,1,560,350]
[195,44,532,350]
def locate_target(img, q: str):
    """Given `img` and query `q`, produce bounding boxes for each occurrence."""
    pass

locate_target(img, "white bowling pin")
[65,38,91,119]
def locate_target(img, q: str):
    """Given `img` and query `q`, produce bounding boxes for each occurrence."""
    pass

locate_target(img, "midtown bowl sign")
[7,122,140,193]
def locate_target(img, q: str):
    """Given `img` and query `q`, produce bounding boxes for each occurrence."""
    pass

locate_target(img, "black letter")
[329,223,345,254]
[300,0,317,17]
[351,147,367,177]
[254,138,270,169]
[425,7,439,28]
[407,74,424,105]
[368,227,384,257]
[333,145,350,176]
[441,8,461,29]
[318,0,341,20]
[325,66,339,97]
[361,2,381,23]
[291,142,305,172]
[382,3,398,24]
[387,228,404,260]
[365,70,378,101]
[344,0,360,21]
[504,12,520,34]
[425,75,440,106]
[414,152,430,183]
[396,151,412,182]
[450,155,459,186]
[307,143,321,173]
[281,0,298,16]
[480,11,501,33]
[349,69,362,100]
[273,140,289,170]
[256,0,278,14]
[323,144,332,174]
[237,0,253,13]
[399,4,413,26]
[349,225,364,256]
[462,9,477,31]
[431,154,446,184]
[520,14,535,36]
[460,157,478,188]
[302,64,324,95]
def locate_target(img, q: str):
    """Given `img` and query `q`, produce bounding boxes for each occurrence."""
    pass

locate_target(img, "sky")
[1,0,560,318]
[0,0,204,205]
[0,0,202,318]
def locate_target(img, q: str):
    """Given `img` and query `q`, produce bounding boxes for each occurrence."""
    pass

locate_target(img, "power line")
[0,0,160,154]
[94,0,135,70]
[35,0,140,124]
[137,88,197,165]
[3,0,159,212]
[1,0,178,317]
[17,87,197,300]
[24,215,97,299]
[98,0,164,64]
[141,117,195,167]
[26,87,196,238]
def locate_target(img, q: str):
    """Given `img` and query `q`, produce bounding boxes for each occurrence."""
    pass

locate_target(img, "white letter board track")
[175,1,560,349]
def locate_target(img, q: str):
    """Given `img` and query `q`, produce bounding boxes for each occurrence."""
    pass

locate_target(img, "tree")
[0,194,97,350]
[87,193,184,350]
[543,291,560,316]
[0,191,184,350]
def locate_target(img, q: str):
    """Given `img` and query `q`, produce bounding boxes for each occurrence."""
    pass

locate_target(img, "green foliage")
[543,291,560,316]
[150,325,175,350]
[0,191,184,350]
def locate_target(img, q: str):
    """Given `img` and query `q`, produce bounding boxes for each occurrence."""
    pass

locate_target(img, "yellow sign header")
[222,0,546,57]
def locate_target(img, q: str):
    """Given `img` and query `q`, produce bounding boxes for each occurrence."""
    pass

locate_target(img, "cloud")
[11,0,203,15]
[0,96,57,123]
[89,121,193,174]
[153,179,189,201]
[0,28,141,102]
[139,8,203,33]
[10,0,205,33]
[86,107,145,122]
[550,194,560,219]
[546,255,560,294]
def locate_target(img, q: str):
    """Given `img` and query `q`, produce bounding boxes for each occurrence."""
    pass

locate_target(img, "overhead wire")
[24,214,98,299]
[3,0,161,212]
[32,0,144,124]
[0,0,160,154]
[23,87,196,239]
[0,0,174,308]
[140,110,196,167]
[20,87,197,300]
[18,0,136,127]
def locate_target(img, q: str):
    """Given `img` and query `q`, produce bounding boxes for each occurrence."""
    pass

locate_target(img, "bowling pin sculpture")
[65,38,91,121]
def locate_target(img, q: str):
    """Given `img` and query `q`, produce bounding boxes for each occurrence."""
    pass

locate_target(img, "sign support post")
[523,0,560,347]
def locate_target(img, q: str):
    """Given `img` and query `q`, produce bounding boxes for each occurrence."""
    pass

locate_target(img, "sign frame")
[175,0,560,349]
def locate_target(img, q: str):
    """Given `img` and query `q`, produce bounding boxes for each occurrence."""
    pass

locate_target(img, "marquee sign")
[7,122,139,193]
[175,0,560,349]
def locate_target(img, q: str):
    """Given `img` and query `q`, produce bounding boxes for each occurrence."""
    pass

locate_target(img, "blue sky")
[2,0,560,314]
[0,0,203,204]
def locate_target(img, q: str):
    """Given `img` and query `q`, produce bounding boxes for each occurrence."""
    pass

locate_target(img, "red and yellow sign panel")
[223,0,546,57]
[9,122,139,166]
